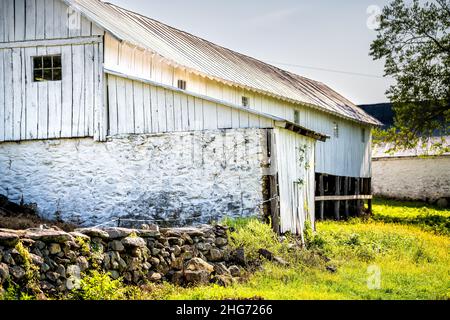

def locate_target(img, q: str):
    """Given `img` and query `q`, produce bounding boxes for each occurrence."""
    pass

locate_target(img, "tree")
[370,0,450,153]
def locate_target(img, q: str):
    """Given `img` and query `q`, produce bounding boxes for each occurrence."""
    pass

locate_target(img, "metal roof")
[64,0,381,126]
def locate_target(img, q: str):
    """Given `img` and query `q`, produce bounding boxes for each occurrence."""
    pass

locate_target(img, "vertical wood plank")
[334,176,340,220]
[0,1,4,43]
[68,6,81,38]
[47,46,62,138]
[12,48,23,140]
[81,16,92,37]
[107,76,118,135]
[24,47,38,139]
[14,0,26,41]
[133,81,145,133]
[319,174,324,220]
[156,87,166,132]
[97,42,107,141]
[173,91,182,131]
[91,22,103,36]
[71,44,84,136]
[344,177,350,219]
[123,78,135,133]
[180,94,189,131]
[150,84,159,133]
[5,0,15,43]
[203,100,217,130]
[25,0,36,40]
[36,46,48,139]
[35,0,45,40]
[165,89,175,132]
[53,0,68,39]
[61,45,73,137]
[217,105,232,129]
[4,49,14,140]
[143,83,152,133]
[0,49,4,141]
[186,95,194,131]
[20,48,26,139]
[44,0,54,39]
[84,44,94,136]
[116,76,127,134]
[193,97,203,131]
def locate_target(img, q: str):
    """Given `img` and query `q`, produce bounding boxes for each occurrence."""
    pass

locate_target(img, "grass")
[4,198,448,300]
[138,199,450,300]
[371,198,450,235]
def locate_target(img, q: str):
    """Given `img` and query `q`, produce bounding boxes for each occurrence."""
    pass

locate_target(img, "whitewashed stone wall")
[372,157,450,202]
[0,129,268,226]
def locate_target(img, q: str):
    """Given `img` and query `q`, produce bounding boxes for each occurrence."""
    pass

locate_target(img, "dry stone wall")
[0,224,242,296]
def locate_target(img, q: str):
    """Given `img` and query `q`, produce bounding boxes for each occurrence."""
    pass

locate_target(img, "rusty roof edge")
[104,68,328,141]
[64,0,381,127]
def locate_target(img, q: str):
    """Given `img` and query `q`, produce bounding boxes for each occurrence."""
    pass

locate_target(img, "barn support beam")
[315,173,373,221]
[344,177,350,219]
[319,174,324,220]
[334,176,340,220]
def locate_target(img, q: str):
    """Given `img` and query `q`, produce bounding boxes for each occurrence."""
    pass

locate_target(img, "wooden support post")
[367,177,372,215]
[319,174,324,220]
[270,174,280,234]
[334,176,340,220]
[344,177,349,219]
[355,177,361,216]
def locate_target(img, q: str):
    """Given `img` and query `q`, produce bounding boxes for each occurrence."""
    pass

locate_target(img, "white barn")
[0,0,380,233]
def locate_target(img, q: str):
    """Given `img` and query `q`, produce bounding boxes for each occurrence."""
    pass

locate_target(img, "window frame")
[242,96,250,108]
[177,79,187,90]
[294,110,300,124]
[32,54,62,82]
[333,122,339,138]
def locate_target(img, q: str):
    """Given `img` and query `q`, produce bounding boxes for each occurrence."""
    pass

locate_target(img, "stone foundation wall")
[0,129,268,226]
[0,224,243,296]
[372,156,450,203]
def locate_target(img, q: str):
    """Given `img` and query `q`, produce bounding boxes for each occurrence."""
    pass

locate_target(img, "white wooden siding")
[104,33,372,177]
[273,127,316,235]
[0,0,103,43]
[0,41,103,142]
[107,74,273,136]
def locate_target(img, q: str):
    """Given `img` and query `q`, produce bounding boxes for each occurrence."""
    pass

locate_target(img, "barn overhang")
[274,121,329,142]
[104,68,329,142]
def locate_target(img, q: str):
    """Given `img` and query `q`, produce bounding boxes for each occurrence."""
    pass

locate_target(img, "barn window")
[242,96,250,107]
[361,128,366,143]
[33,55,62,82]
[333,122,339,138]
[294,110,300,124]
[177,79,187,90]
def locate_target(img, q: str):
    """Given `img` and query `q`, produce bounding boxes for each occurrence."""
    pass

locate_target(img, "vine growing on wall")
[294,144,310,187]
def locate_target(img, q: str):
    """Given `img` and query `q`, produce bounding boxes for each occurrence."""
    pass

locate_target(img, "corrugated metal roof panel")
[64,0,382,126]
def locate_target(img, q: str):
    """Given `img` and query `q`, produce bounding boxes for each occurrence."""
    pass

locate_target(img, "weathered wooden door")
[272,127,316,235]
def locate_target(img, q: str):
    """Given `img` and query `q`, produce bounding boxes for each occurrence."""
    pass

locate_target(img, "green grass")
[138,199,450,300]
[371,198,450,235]
[6,199,447,300]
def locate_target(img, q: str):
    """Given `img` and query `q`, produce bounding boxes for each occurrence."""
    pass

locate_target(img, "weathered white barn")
[0,0,380,233]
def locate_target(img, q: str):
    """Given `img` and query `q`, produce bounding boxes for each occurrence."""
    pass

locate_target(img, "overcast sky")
[107,0,395,105]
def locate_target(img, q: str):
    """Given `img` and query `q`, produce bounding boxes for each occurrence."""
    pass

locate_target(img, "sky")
[107,0,396,105]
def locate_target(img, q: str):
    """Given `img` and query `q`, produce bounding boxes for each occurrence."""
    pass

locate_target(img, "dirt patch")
[0,195,77,232]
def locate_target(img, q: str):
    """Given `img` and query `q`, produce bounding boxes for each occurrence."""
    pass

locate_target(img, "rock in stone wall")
[0,129,268,226]
[372,157,450,202]
[0,224,241,296]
